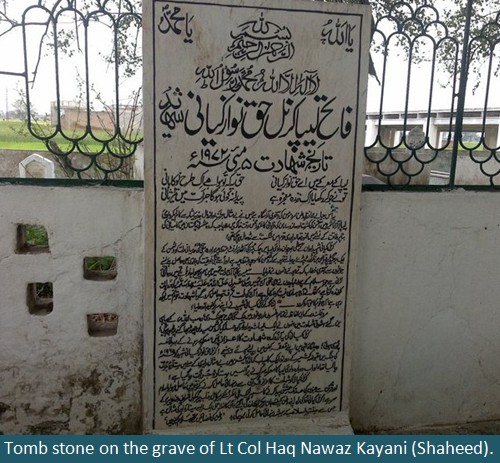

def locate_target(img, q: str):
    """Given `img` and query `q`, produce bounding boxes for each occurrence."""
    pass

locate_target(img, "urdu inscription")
[147,0,370,431]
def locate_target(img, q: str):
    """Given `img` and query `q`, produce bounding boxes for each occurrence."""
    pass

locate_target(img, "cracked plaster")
[0,185,143,434]
[1,185,499,434]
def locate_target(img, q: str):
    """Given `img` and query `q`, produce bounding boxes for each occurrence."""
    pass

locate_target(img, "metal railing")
[0,0,143,181]
[365,0,500,189]
[1,0,499,187]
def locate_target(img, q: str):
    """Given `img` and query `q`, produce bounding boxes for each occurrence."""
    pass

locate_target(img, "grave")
[144,0,371,433]
[406,127,426,150]
[19,153,56,179]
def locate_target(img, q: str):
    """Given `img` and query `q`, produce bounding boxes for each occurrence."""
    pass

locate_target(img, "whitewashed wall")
[1,185,499,433]
[0,185,143,434]
[352,191,500,432]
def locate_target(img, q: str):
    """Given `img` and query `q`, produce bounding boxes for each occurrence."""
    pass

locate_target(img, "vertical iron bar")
[52,10,63,134]
[114,17,121,136]
[424,42,437,149]
[84,13,92,136]
[373,32,388,149]
[449,0,474,186]
[480,42,494,150]
[402,39,413,147]
[22,10,30,125]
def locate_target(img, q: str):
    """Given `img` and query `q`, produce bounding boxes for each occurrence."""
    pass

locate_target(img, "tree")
[363,0,500,85]
[11,97,28,120]
[3,0,497,81]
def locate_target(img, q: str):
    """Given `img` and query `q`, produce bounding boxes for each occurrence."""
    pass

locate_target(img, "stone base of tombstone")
[149,413,353,435]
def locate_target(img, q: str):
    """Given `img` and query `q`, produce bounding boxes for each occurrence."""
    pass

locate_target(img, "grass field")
[0,120,49,150]
[0,119,138,152]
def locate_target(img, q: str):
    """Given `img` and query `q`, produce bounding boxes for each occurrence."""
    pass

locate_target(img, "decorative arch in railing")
[365,1,460,186]
[8,0,143,180]
[365,0,500,188]
[2,0,500,186]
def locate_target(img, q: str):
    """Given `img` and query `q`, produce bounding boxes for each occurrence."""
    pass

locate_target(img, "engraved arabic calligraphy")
[158,4,194,43]
[157,206,346,426]
[152,2,362,428]
[158,87,353,141]
[227,12,295,62]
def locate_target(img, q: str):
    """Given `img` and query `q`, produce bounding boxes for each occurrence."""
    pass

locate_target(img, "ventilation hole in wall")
[83,257,117,281]
[27,282,53,315]
[87,313,119,337]
[16,224,50,254]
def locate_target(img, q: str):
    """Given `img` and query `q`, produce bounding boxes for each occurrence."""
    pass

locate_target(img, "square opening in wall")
[87,313,119,337]
[27,282,53,315]
[83,257,117,281]
[16,224,50,254]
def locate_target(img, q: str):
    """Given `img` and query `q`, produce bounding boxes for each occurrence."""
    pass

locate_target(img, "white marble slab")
[144,0,371,433]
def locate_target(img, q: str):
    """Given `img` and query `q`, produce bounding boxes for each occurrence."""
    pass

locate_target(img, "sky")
[0,0,142,116]
[1,0,499,117]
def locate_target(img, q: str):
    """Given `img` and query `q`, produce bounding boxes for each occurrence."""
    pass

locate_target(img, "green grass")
[85,256,116,272]
[462,140,484,150]
[0,120,47,150]
[36,282,53,299]
[0,119,137,153]
[25,224,49,247]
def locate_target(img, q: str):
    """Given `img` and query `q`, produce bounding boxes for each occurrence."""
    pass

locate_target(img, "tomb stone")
[144,0,371,433]
[19,153,56,179]
[406,127,426,150]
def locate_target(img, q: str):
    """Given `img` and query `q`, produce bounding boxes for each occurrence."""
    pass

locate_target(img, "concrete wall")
[352,191,500,432]
[0,185,143,434]
[0,150,69,178]
[1,185,499,433]
[51,102,142,133]
[0,149,144,180]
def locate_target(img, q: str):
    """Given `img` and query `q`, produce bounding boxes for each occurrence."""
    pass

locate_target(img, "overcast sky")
[1,0,499,117]
[0,0,141,116]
